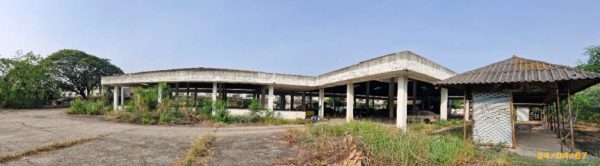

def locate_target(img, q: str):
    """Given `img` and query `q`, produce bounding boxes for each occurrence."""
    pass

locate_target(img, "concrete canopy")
[101,51,456,89]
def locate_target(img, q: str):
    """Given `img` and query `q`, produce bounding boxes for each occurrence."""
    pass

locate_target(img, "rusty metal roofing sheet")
[436,56,600,85]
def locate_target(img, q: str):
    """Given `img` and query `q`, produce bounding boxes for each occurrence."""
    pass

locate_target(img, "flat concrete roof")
[101,51,456,90]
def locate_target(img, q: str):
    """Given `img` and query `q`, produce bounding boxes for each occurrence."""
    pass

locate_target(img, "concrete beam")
[346,83,354,122]
[318,88,324,118]
[268,85,274,111]
[440,88,448,120]
[113,86,118,111]
[397,75,408,131]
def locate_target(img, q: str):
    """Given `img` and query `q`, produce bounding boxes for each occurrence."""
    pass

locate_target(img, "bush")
[212,100,229,123]
[68,99,109,115]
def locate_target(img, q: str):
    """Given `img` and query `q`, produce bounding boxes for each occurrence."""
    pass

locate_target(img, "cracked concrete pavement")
[0,109,302,166]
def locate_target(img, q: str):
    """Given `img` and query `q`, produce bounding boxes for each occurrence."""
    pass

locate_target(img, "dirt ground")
[574,122,600,156]
[0,109,302,166]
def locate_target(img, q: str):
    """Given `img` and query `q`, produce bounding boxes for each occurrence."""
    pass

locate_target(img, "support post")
[366,82,370,109]
[280,94,286,110]
[186,82,190,99]
[268,85,274,111]
[120,87,125,107]
[302,92,306,111]
[346,83,354,122]
[567,88,575,153]
[556,88,563,152]
[440,88,448,120]
[290,94,294,110]
[396,76,408,130]
[212,83,217,102]
[319,88,325,118]
[158,86,162,103]
[113,86,119,111]
[388,78,394,118]
[463,89,470,140]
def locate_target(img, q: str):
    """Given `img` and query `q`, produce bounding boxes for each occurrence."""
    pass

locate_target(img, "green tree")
[577,45,600,72]
[0,51,60,108]
[43,49,123,99]
[573,45,600,123]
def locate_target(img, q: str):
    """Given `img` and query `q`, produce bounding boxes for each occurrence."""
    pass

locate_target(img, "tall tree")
[0,51,59,108]
[43,49,123,99]
[577,45,600,72]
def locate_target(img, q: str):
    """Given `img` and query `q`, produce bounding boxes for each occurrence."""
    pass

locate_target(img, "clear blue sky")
[1,0,599,75]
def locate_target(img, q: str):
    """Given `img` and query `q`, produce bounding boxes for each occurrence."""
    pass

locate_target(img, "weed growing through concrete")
[178,134,216,166]
[0,135,104,163]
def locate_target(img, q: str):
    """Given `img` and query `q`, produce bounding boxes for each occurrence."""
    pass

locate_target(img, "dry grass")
[177,134,216,166]
[0,135,103,163]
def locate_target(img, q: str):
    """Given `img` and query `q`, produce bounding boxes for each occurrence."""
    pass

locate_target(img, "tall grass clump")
[68,98,110,115]
[307,121,476,165]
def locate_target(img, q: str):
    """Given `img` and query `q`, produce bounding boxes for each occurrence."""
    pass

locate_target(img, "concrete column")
[113,86,119,111]
[318,88,325,118]
[158,87,162,103]
[301,92,306,111]
[346,83,354,122]
[211,82,217,102]
[412,80,417,111]
[388,78,394,118]
[267,85,274,111]
[280,94,286,110]
[440,88,448,120]
[309,93,313,109]
[290,94,294,110]
[120,87,125,106]
[397,76,408,130]
[366,82,370,109]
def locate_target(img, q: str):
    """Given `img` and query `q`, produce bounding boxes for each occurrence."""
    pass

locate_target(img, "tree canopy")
[573,45,600,123]
[43,49,123,99]
[0,51,60,108]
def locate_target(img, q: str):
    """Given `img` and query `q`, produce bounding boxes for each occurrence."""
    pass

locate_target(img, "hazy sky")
[1,0,599,75]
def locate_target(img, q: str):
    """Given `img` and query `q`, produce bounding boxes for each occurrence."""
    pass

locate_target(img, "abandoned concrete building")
[101,51,460,131]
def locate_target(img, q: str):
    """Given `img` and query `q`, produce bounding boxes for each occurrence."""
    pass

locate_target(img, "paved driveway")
[0,109,301,166]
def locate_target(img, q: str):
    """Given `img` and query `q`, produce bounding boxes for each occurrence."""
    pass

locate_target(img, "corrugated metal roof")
[436,56,600,85]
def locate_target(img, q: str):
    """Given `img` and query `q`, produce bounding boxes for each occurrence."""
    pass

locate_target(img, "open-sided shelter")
[436,56,600,151]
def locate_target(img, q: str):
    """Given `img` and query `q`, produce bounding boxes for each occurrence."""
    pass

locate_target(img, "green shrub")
[68,99,85,114]
[248,99,262,116]
[212,100,229,123]
[68,99,109,115]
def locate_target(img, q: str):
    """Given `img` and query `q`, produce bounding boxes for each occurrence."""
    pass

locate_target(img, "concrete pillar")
[318,88,325,118]
[280,94,286,110]
[366,82,370,109]
[301,92,306,111]
[346,83,354,122]
[412,80,417,111]
[158,86,162,103]
[113,86,119,111]
[309,93,313,109]
[290,94,294,110]
[211,83,217,102]
[397,76,408,130]
[120,87,125,106]
[267,85,274,111]
[440,88,448,120]
[388,78,394,118]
